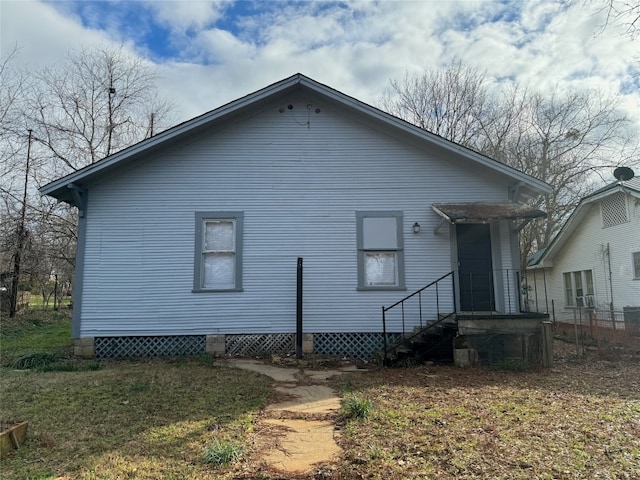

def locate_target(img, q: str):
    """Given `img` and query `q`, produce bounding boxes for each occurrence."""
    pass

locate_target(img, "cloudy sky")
[1,0,639,133]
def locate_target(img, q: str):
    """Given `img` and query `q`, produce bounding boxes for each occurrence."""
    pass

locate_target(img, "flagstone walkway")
[222,358,365,474]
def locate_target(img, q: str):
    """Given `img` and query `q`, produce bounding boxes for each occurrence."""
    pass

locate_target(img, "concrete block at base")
[291,334,314,354]
[454,348,478,367]
[206,335,226,354]
[302,333,314,354]
[74,337,95,358]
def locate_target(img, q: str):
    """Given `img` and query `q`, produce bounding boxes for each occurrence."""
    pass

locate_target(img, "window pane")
[203,253,235,288]
[204,221,234,251]
[362,217,398,249]
[564,272,573,306]
[634,252,640,278]
[365,252,397,286]
[585,270,594,295]
[574,272,583,297]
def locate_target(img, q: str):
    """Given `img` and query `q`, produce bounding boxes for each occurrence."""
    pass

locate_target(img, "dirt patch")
[261,419,341,472]
[266,385,341,414]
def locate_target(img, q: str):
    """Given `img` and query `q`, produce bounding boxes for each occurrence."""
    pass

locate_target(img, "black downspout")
[382,306,387,366]
[296,257,303,359]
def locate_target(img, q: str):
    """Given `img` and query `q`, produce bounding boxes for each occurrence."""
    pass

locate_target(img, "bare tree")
[27,45,175,176]
[595,0,640,77]
[382,64,638,268]
[380,61,488,148]
[495,88,633,263]
[0,48,31,316]
[0,47,29,205]
[1,45,175,316]
[598,0,640,39]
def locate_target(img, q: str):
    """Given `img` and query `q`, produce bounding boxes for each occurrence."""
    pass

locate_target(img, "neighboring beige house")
[528,176,640,325]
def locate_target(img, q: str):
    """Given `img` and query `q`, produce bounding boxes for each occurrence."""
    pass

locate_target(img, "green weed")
[9,352,58,369]
[1,311,71,365]
[368,443,385,460]
[342,393,372,420]
[203,438,244,467]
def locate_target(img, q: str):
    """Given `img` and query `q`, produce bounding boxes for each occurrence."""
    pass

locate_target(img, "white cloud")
[0,0,114,68]
[144,0,227,31]
[191,27,257,63]
[2,0,638,135]
[519,0,564,33]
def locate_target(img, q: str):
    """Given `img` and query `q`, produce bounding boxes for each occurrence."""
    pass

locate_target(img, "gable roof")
[40,73,552,205]
[528,176,640,268]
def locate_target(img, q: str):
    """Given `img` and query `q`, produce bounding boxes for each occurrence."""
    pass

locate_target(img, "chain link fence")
[553,306,640,356]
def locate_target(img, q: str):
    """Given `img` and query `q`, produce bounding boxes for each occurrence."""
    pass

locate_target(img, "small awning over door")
[432,203,546,224]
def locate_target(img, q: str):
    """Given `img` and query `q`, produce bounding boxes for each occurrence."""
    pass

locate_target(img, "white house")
[40,74,552,359]
[527,176,640,325]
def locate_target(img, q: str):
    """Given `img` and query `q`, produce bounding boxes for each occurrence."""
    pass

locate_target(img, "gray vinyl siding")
[79,92,518,337]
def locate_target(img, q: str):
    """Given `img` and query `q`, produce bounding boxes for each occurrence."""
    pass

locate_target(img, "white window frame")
[193,212,243,292]
[356,211,405,290]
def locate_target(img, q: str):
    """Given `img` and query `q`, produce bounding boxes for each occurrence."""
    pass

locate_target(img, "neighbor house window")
[563,273,573,306]
[194,212,243,292]
[633,252,640,279]
[563,270,594,307]
[356,211,405,290]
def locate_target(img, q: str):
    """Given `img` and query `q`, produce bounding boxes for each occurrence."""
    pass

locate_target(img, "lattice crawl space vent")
[314,332,402,360]
[601,192,628,228]
[225,334,295,357]
[95,336,205,358]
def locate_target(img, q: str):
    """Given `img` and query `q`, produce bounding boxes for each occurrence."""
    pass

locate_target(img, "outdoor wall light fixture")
[413,222,421,233]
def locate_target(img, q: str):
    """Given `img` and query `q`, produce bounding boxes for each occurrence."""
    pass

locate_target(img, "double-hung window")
[194,212,243,292]
[633,252,640,279]
[356,211,405,290]
[563,269,594,307]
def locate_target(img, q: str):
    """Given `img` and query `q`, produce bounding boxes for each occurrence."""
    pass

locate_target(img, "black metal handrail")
[381,271,456,363]
[519,269,550,314]
[380,268,551,364]
[456,268,549,315]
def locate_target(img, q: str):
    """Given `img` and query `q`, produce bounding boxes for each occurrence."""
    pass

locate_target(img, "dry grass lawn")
[326,349,640,479]
[1,311,639,479]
